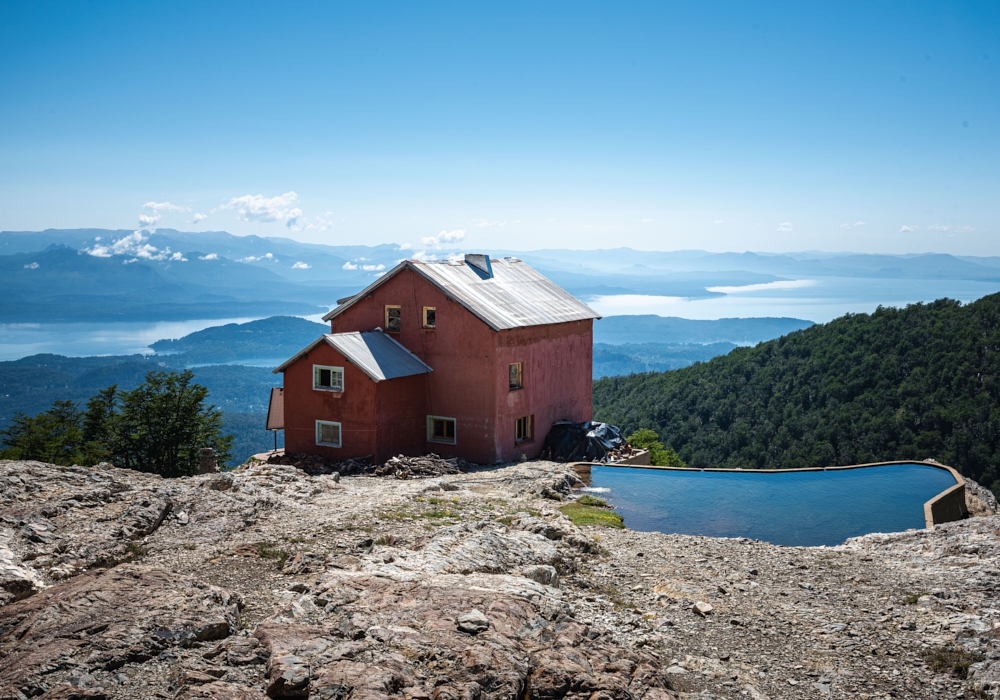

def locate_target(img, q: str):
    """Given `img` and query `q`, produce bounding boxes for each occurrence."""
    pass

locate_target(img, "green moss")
[903,591,929,605]
[257,542,289,567]
[559,502,624,529]
[576,494,608,507]
[924,646,984,679]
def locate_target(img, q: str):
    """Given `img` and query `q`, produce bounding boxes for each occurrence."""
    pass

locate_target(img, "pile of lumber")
[265,451,472,479]
[372,454,471,479]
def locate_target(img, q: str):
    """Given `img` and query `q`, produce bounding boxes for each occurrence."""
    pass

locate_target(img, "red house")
[274,254,600,464]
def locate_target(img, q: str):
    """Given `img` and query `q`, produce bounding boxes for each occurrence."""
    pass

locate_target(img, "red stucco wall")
[494,319,594,461]
[282,264,594,465]
[282,342,378,460]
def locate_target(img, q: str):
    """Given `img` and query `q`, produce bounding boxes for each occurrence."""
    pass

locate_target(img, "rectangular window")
[422,306,436,329]
[427,415,456,444]
[313,365,344,392]
[316,420,342,447]
[384,305,401,332]
[509,362,523,390]
[515,415,533,442]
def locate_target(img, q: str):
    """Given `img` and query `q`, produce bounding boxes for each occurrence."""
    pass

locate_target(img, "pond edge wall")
[572,459,967,530]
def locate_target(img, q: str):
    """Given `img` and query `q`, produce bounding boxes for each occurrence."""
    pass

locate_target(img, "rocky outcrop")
[0,565,241,699]
[2,457,999,699]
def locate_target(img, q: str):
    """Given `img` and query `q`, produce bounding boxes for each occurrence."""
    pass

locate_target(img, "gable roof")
[273,329,433,382]
[323,256,601,331]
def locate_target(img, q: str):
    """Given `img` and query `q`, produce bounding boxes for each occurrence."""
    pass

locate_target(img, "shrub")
[626,428,687,467]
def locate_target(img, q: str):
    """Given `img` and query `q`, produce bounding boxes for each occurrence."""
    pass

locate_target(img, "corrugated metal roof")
[325,330,433,382]
[324,257,600,331]
[272,329,432,382]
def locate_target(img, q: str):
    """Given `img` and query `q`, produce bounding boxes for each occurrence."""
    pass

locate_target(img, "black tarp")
[540,420,626,463]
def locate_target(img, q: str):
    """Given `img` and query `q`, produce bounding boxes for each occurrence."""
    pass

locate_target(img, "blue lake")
[585,463,958,547]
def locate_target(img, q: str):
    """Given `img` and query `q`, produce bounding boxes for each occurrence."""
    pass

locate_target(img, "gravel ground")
[1,458,998,700]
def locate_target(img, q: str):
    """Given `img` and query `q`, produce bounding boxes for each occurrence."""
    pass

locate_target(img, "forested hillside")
[593,295,1000,495]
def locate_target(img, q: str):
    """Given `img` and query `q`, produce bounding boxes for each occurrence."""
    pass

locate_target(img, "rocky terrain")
[1,457,999,700]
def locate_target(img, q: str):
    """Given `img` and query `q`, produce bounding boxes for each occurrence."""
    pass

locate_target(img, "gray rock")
[457,608,490,634]
[522,564,559,587]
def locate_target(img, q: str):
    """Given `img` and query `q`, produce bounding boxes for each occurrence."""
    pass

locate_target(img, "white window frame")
[315,420,342,447]
[427,415,457,445]
[313,364,344,392]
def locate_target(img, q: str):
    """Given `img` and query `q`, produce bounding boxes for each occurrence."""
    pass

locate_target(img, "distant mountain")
[0,353,281,465]
[0,244,352,322]
[151,316,329,364]
[593,294,1000,496]
[594,315,813,345]
[593,342,738,378]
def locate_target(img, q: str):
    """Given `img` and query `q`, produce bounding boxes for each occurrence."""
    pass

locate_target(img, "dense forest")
[593,295,1000,496]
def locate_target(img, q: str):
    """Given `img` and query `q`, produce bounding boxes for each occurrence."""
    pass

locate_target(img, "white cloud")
[928,225,950,231]
[362,264,385,271]
[138,213,160,229]
[85,231,187,261]
[143,201,188,213]
[191,213,208,224]
[224,191,302,224]
[199,253,219,261]
[469,219,507,228]
[238,253,274,262]
[639,218,653,223]
[292,261,311,269]
[24,262,39,269]
[421,230,466,248]
[342,262,358,270]
[841,221,866,229]
[900,225,917,232]
[398,243,412,250]
[776,222,794,232]
[411,251,439,262]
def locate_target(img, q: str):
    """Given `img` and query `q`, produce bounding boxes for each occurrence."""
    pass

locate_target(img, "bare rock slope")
[1,457,999,700]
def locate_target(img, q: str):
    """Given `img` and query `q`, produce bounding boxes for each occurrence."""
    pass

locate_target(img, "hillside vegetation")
[593,295,1000,495]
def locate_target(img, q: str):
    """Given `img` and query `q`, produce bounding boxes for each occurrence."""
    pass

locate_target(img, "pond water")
[585,463,958,546]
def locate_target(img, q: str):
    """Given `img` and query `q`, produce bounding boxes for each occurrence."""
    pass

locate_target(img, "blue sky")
[0,1,997,254]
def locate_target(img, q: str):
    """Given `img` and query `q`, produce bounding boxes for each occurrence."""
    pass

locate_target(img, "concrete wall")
[922,465,968,527]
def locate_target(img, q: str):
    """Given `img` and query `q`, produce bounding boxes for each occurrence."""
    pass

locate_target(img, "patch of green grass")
[124,541,147,560]
[924,645,984,680]
[559,502,624,529]
[183,543,197,551]
[497,515,514,526]
[589,582,637,610]
[257,542,290,567]
[576,494,608,507]
[903,591,930,605]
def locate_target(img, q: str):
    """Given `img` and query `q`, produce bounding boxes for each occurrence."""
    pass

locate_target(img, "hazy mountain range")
[5,228,1000,322]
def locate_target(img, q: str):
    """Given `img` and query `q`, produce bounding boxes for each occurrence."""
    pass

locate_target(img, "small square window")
[385,305,401,332]
[427,415,456,444]
[422,306,436,329]
[515,415,533,442]
[313,365,344,392]
[509,362,523,390]
[316,420,342,447]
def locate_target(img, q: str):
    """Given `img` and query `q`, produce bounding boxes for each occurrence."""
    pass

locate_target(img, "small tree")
[0,400,104,466]
[85,370,233,477]
[626,428,687,467]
